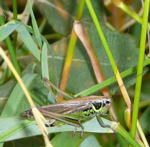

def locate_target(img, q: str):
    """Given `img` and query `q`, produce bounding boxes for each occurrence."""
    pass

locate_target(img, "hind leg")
[96,116,111,128]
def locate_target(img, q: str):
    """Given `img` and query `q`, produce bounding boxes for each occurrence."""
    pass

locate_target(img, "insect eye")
[106,100,111,104]
[92,102,102,110]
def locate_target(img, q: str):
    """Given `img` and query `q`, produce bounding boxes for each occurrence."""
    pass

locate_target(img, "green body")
[24,96,111,128]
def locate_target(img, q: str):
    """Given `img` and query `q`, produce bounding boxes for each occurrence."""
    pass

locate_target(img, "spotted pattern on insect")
[82,107,95,117]
[82,99,111,117]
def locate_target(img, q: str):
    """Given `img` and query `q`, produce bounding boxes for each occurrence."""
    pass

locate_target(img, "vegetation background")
[0,0,149,147]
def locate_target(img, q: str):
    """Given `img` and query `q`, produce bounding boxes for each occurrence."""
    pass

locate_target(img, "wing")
[23,99,90,118]
[39,95,109,114]
[39,101,90,114]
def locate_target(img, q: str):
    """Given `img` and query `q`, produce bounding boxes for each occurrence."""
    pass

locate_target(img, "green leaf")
[48,23,138,94]
[0,117,34,142]
[52,132,87,147]
[1,73,37,117]
[0,80,15,113]
[141,77,150,100]
[0,80,15,98]
[36,0,76,35]
[80,135,102,147]
[0,117,115,142]
[0,21,41,60]
[36,0,104,35]
[140,107,150,134]
[0,21,20,41]
[16,25,41,60]
[87,24,138,76]
[41,42,49,79]
[4,136,44,147]
[27,0,42,47]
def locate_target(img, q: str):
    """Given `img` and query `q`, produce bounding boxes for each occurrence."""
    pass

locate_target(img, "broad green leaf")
[51,132,87,147]
[75,66,148,97]
[48,23,138,95]
[80,135,102,147]
[0,117,115,142]
[36,0,104,35]
[109,67,148,94]
[0,118,34,142]
[87,24,138,77]
[36,0,76,35]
